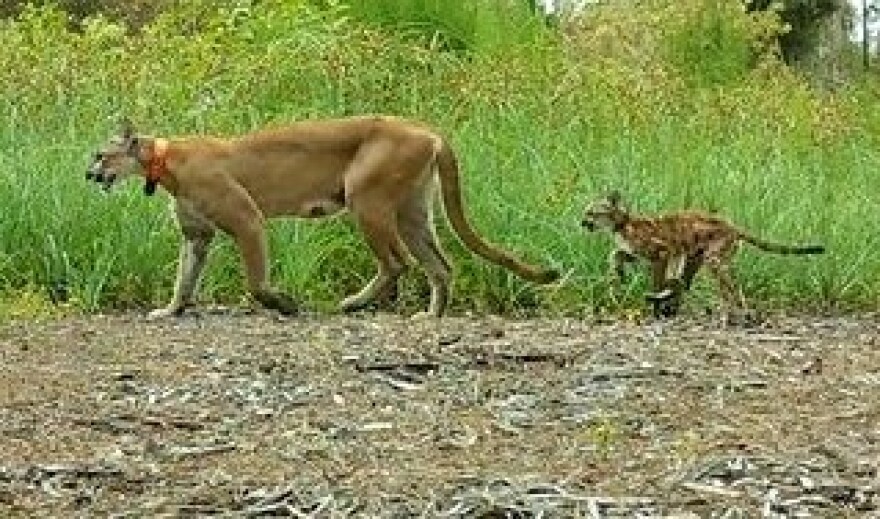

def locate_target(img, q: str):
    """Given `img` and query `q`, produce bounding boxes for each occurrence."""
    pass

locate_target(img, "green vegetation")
[1,0,878,317]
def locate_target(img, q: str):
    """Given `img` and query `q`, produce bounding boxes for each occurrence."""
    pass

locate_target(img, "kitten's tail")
[739,231,825,255]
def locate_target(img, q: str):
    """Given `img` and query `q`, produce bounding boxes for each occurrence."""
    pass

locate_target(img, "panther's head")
[86,118,144,191]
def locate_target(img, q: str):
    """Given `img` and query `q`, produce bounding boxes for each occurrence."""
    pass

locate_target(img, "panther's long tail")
[435,138,559,283]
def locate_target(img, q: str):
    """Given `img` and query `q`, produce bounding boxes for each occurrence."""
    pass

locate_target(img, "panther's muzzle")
[86,157,117,191]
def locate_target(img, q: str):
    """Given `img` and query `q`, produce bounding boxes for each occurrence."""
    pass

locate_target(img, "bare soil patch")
[0,311,878,516]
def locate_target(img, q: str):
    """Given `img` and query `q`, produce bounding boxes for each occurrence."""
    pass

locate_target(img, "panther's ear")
[120,117,142,155]
[120,117,135,140]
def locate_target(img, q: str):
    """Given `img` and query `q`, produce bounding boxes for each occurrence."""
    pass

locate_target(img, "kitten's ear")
[127,136,141,156]
[607,190,622,206]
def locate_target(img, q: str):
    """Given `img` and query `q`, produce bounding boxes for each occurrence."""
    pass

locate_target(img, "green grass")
[1,0,878,317]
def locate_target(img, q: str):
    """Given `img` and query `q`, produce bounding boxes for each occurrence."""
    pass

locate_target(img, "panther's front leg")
[147,231,214,320]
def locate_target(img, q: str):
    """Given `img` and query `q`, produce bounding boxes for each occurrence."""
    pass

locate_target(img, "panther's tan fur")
[88,116,558,319]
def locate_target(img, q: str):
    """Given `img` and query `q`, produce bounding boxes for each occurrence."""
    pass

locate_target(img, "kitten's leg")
[658,253,704,317]
[609,249,634,285]
[706,257,750,326]
[681,252,704,290]
[647,257,674,318]
[608,249,635,304]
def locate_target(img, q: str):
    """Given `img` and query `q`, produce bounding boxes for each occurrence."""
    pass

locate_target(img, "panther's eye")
[94,152,104,162]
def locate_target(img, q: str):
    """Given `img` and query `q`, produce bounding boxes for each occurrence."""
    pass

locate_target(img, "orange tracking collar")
[144,138,169,196]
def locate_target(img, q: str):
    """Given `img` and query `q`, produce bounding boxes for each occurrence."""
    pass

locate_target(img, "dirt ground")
[0,309,878,517]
